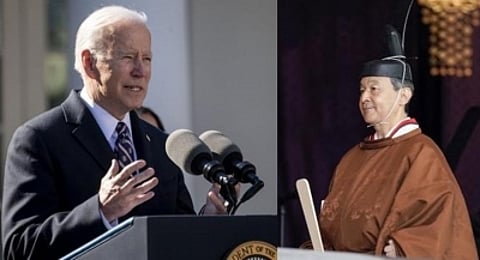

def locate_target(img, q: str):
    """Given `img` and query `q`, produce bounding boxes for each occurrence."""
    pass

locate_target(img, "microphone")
[199,130,261,184]
[165,129,235,187]
[199,130,264,203]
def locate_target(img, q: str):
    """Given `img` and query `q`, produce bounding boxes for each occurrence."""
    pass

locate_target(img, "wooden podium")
[61,215,278,260]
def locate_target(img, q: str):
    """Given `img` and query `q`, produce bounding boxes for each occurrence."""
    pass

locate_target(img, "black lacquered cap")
[360,58,412,81]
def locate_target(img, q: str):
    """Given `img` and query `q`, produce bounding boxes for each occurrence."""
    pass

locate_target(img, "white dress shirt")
[80,88,137,229]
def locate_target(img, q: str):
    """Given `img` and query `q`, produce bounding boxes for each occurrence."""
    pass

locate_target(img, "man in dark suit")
[1,5,228,259]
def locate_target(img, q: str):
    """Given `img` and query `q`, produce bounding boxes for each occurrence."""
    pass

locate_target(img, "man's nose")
[132,58,147,77]
[360,90,371,103]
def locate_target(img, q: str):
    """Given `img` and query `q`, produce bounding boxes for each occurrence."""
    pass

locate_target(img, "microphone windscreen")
[166,129,211,175]
[199,130,241,163]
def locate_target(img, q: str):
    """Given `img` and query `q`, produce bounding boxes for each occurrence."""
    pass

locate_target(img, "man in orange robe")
[318,57,478,259]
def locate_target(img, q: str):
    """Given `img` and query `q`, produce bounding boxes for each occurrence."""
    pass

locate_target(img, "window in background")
[45,0,68,107]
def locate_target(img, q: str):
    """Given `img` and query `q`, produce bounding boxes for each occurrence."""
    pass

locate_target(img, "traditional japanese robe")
[320,128,478,260]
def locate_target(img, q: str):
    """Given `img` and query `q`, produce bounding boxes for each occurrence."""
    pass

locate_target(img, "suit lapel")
[61,90,115,172]
[130,111,153,165]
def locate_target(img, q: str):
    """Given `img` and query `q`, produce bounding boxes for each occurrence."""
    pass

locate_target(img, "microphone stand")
[220,177,239,214]
[230,179,264,215]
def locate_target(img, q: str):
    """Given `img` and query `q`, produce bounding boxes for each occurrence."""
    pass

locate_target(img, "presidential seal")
[225,240,276,260]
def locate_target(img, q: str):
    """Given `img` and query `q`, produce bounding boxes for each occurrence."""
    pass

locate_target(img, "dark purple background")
[278,0,480,247]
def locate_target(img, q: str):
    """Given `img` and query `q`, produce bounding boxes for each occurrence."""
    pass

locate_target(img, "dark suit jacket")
[1,90,195,259]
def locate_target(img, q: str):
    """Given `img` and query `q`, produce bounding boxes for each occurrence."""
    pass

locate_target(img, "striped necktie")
[114,122,135,169]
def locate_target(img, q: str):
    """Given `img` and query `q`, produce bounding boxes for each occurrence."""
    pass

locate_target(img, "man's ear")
[81,50,98,79]
[399,87,413,105]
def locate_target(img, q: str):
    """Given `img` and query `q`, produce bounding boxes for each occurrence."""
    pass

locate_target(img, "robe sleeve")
[374,145,477,260]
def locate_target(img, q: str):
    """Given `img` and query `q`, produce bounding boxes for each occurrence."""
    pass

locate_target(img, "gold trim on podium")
[226,240,277,260]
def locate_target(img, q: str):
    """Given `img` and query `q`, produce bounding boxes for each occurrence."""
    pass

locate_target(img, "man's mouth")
[125,85,142,92]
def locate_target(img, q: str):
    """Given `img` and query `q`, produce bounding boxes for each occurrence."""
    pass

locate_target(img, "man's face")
[92,21,152,119]
[359,76,400,125]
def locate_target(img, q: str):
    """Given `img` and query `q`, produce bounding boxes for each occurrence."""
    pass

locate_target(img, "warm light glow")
[418,0,480,77]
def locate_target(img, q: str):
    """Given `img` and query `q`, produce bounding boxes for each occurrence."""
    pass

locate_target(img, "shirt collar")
[373,117,419,140]
[79,88,132,142]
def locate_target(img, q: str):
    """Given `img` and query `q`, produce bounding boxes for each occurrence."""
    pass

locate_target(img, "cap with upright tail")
[361,0,416,83]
